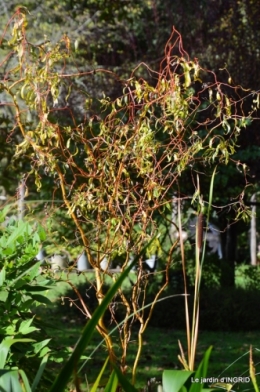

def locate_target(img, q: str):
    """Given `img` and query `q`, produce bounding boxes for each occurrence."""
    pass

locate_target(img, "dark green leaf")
[30,294,52,305]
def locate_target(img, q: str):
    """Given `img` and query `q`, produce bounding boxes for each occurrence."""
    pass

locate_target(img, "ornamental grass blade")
[90,356,109,392]
[31,354,49,392]
[189,346,213,392]
[18,369,32,392]
[112,364,139,392]
[104,370,118,392]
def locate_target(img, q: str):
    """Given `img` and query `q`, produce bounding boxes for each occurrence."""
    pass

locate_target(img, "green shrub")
[236,264,260,290]
[0,207,55,389]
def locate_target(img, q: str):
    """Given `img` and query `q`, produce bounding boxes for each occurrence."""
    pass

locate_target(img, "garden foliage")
[0,206,54,390]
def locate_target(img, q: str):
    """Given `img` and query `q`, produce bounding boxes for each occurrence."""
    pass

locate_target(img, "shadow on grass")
[33,272,260,390]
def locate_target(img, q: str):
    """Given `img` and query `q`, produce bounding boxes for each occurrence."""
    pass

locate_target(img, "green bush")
[0,207,55,389]
[236,264,260,290]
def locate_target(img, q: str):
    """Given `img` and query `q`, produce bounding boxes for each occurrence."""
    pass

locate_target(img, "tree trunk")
[220,220,237,288]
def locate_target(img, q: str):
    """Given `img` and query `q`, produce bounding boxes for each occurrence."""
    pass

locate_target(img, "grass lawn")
[36,271,260,390]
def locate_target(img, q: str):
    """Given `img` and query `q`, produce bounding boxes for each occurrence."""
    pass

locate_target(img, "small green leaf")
[32,339,51,356]
[0,290,8,302]
[37,225,46,242]
[0,267,6,286]
[14,278,29,289]
[19,318,39,335]
[27,261,41,281]
[38,346,51,357]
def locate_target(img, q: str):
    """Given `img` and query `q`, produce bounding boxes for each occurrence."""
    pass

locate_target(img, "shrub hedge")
[55,278,260,331]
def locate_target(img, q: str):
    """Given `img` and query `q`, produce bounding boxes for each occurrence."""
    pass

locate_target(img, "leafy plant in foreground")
[163,347,215,392]
[0,205,54,389]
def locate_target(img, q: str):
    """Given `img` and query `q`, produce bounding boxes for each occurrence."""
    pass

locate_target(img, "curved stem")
[132,324,143,385]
